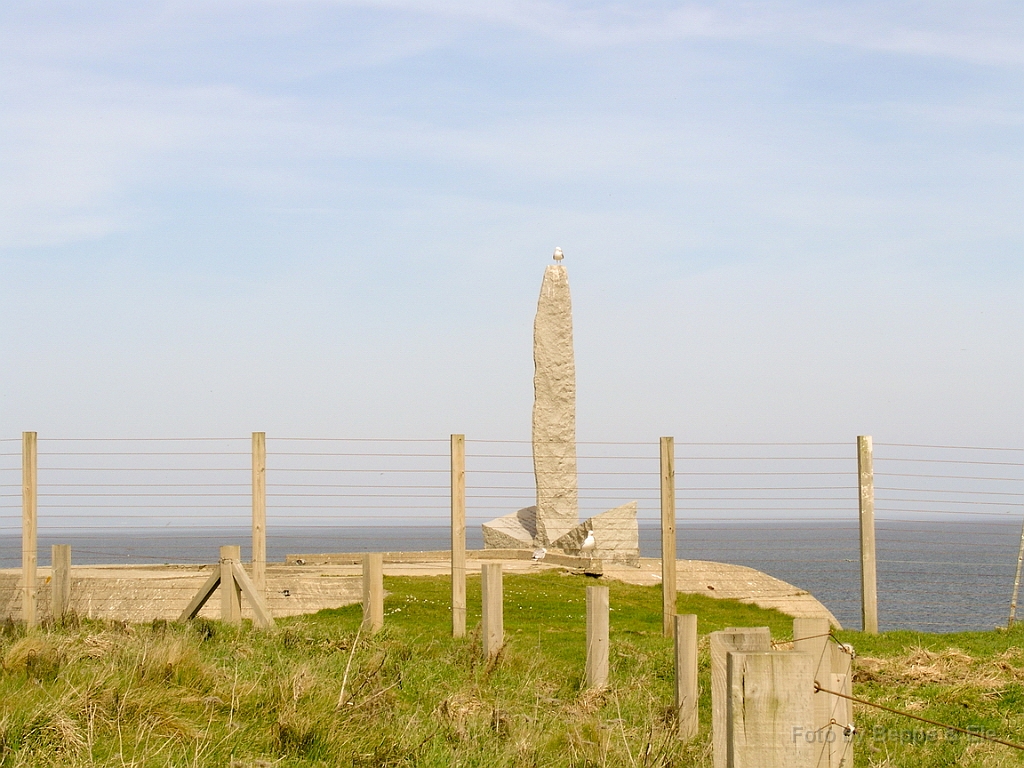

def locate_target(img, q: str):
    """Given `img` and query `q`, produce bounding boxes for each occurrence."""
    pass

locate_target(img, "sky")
[2,1,1023,446]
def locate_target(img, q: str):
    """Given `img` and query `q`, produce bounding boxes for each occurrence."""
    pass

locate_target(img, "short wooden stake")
[451,434,467,638]
[711,627,772,768]
[661,436,677,637]
[22,432,37,629]
[51,544,71,621]
[481,563,503,659]
[675,614,698,740]
[858,435,878,634]
[362,553,384,633]
[793,618,832,768]
[585,585,609,689]
[727,651,815,768]
[252,432,267,595]
[220,545,242,624]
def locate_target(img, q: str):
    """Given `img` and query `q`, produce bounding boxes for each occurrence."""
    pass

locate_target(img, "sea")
[2,520,1020,634]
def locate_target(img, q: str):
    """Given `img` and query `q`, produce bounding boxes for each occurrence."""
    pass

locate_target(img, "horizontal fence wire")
[3,435,1024,635]
[873,442,1024,633]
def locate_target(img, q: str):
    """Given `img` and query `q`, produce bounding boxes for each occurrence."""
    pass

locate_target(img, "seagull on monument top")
[553,247,563,261]
[580,529,596,558]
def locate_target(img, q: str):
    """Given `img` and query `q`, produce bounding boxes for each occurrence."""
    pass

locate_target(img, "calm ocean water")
[1,520,1018,634]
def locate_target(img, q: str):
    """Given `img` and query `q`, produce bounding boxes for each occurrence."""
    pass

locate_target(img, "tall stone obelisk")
[532,248,578,545]
[481,248,638,564]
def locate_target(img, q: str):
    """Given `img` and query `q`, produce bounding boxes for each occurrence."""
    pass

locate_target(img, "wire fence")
[873,442,1024,633]
[2,435,1024,633]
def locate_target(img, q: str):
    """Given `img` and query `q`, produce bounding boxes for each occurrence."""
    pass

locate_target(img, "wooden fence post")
[661,436,677,638]
[727,651,815,768]
[858,435,878,634]
[711,627,772,768]
[675,613,698,740]
[22,432,37,629]
[51,544,71,621]
[451,434,466,638]
[793,617,833,768]
[220,545,242,624]
[829,642,855,767]
[481,563,503,659]
[252,432,267,595]
[586,585,609,689]
[362,553,384,633]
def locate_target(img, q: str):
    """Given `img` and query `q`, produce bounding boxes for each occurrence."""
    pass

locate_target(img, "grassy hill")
[2,570,1023,766]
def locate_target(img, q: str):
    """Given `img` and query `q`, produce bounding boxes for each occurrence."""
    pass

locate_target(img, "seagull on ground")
[580,530,596,558]
[531,547,547,561]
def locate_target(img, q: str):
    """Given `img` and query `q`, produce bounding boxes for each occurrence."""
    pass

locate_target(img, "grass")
[0,570,1023,766]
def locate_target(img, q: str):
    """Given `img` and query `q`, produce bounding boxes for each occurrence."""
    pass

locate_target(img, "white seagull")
[531,547,547,561]
[580,529,596,558]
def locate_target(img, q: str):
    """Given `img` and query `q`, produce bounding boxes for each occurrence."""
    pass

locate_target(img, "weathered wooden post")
[252,431,267,595]
[51,544,71,621]
[220,545,242,624]
[858,435,878,634]
[451,434,466,638]
[727,651,815,768]
[586,585,610,688]
[180,546,274,628]
[829,642,855,767]
[793,617,832,768]
[362,553,384,633]
[711,627,772,768]
[22,432,37,629]
[675,613,698,739]
[661,436,677,637]
[481,563,503,659]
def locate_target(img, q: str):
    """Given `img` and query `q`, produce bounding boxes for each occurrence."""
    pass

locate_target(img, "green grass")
[2,571,1023,766]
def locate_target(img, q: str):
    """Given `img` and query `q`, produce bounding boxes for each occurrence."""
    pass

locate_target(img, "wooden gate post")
[829,642,855,767]
[711,627,772,768]
[22,432,37,629]
[661,436,677,637]
[858,436,878,634]
[727,651,815,768]
[51,544,71,621]
[675,613,699,739]
[451,434,466,638]
[793,617,833,767]
[220,545,242,624]
[586,585,609,689]
[481,563,503,659]
[362,553,384,633]
[252,432,267,595]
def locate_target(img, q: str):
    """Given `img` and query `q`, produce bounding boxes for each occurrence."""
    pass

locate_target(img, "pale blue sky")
[2,1,1022,444]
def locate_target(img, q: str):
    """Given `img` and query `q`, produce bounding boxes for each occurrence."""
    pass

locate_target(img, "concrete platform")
[0,554,840,628]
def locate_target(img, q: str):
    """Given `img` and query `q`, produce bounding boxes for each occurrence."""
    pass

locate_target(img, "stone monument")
[482,249,640,565]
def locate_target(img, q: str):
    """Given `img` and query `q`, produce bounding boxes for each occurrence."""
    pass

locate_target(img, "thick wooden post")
[857,435,878,634]
[51,544,71,621]
[586,585,610,689]
[22,432,37,629]
[727,651,815,768]
[793,617,832,768]
[675,614,698,740]
[481,563,503,659]
[362,553,384,633]
[252,432,267,595]
[451,434,466,638]
[829,642,855,767]
[711,627,772,768]
[661,436,677,637]
[220,545,242,624]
